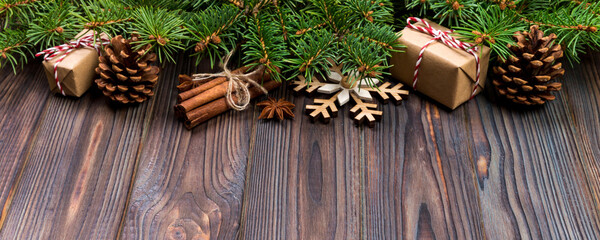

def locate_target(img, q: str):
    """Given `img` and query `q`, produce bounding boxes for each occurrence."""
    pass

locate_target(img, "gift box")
[389,18,491,110]
[41,30,109,97]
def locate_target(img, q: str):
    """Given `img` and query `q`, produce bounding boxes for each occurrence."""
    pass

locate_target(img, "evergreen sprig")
[26,1,79,49]
[287,28,337,83]
[430,0,477,26]
[285,0,402,87]
[130,7,187,63]
[243,12,287,82]
[454,5,524,59]
[185,4,242,67]
[524,1,600,62]
[401,0,600,64]
[341,34,389,88]
[0,0,40,28]
[75,0,133,37]
[0,29,31,73]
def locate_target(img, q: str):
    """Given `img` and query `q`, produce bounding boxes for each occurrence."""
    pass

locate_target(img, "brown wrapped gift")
[389,19,490,110]
[42,31,108,97]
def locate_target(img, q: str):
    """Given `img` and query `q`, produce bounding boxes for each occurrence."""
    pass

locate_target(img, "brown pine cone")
[95,35,160,104]
[492,25,565,106]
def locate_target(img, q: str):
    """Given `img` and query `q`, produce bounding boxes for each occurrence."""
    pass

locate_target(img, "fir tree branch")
[571,0,599,15]
[0,29,31,73]
[344,0,393,25]
[229,0,243,8]
[454,5,524,59]
[0,0,40,28]
[340,35,390,87]
[75,0,133,37]
[273,3,288,40]
[0,0,38,12]
[310,0,342,35]
[295,22,327,35]
[350,23,402,50]
[131,7,187,63]
[84,18,133,29]
[243,12,287,81]
[287,28,336,84]
[186,4,243,66]
[520,18,598,33]
[0,42,24,56]
[26,1,79,49]
[249,0,271,15]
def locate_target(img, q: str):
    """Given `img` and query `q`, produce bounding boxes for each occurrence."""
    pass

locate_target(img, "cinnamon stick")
[175,66,257,113]
[184,80,281,129]
[176,80,229,113]
[177,76,227,103]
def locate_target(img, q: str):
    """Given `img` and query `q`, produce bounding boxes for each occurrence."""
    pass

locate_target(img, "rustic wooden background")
[0,52,599,240]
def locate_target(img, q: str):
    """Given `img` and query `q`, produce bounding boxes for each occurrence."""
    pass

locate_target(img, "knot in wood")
[166,225,186,240]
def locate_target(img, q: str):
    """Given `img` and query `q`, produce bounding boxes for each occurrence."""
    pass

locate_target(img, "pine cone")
[95,35,160,104]
[492,25,565,106]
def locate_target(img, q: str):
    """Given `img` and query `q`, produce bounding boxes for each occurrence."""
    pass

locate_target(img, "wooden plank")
[363,97,485,239]
[469,58,600,239]
[0,62,156,239]
[0,62,50,229]
[121,59,254,239]
[562,54,600,215]
[239,88,362,239]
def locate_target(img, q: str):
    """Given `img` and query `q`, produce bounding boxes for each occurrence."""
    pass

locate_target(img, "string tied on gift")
[36,32,110,96]
[406,17,481,99]
[191,49,268,111]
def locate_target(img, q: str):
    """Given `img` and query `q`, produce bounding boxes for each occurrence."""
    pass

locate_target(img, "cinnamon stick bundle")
[175,66,281,129]
[176,67,248,102]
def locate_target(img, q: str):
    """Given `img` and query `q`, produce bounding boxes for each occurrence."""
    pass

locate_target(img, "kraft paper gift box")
[389,19,491,110]
[42,30,108,97]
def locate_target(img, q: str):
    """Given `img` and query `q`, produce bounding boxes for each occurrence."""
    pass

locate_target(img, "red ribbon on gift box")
[406,17,481,99]
[36,33,110,96]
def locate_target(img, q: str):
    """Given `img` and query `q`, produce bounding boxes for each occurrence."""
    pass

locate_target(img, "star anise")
[257,97,295,120]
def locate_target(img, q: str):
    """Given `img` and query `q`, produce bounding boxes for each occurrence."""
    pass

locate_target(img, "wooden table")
[0,52,598,240]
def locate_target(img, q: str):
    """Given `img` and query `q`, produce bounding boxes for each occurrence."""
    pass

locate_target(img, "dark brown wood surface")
[0,53,598,239]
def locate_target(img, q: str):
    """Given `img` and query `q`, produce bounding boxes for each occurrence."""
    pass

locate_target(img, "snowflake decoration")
[318,70,379,106]
[292,61,409,127]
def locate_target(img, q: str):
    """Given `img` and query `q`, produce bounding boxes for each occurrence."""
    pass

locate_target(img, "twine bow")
[36,32,110,96]
[191,50,268,111]
[406,17,481,99]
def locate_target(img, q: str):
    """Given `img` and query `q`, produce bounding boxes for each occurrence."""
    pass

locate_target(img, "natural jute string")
[191,49,268,111]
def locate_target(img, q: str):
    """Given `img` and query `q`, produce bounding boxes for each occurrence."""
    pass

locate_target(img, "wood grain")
[121,57,253,240]
[363,96,485,240]
[0,61,50,229]
[239,87,362,240]
[0,63,154,239]
[468,57,600,239]
[563,53,600,219]
[1,54,600,239]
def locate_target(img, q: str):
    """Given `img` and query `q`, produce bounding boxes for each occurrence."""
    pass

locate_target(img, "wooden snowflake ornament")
[350,93,382,127]
[319,69,378,106]
[292,61,408,126]
[305,92,339,123]
[292,75,325,95]
[363,82,409,104]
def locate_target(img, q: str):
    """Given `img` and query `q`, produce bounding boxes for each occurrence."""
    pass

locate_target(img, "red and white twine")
[36,33,110,96]
[406,17,481,99]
